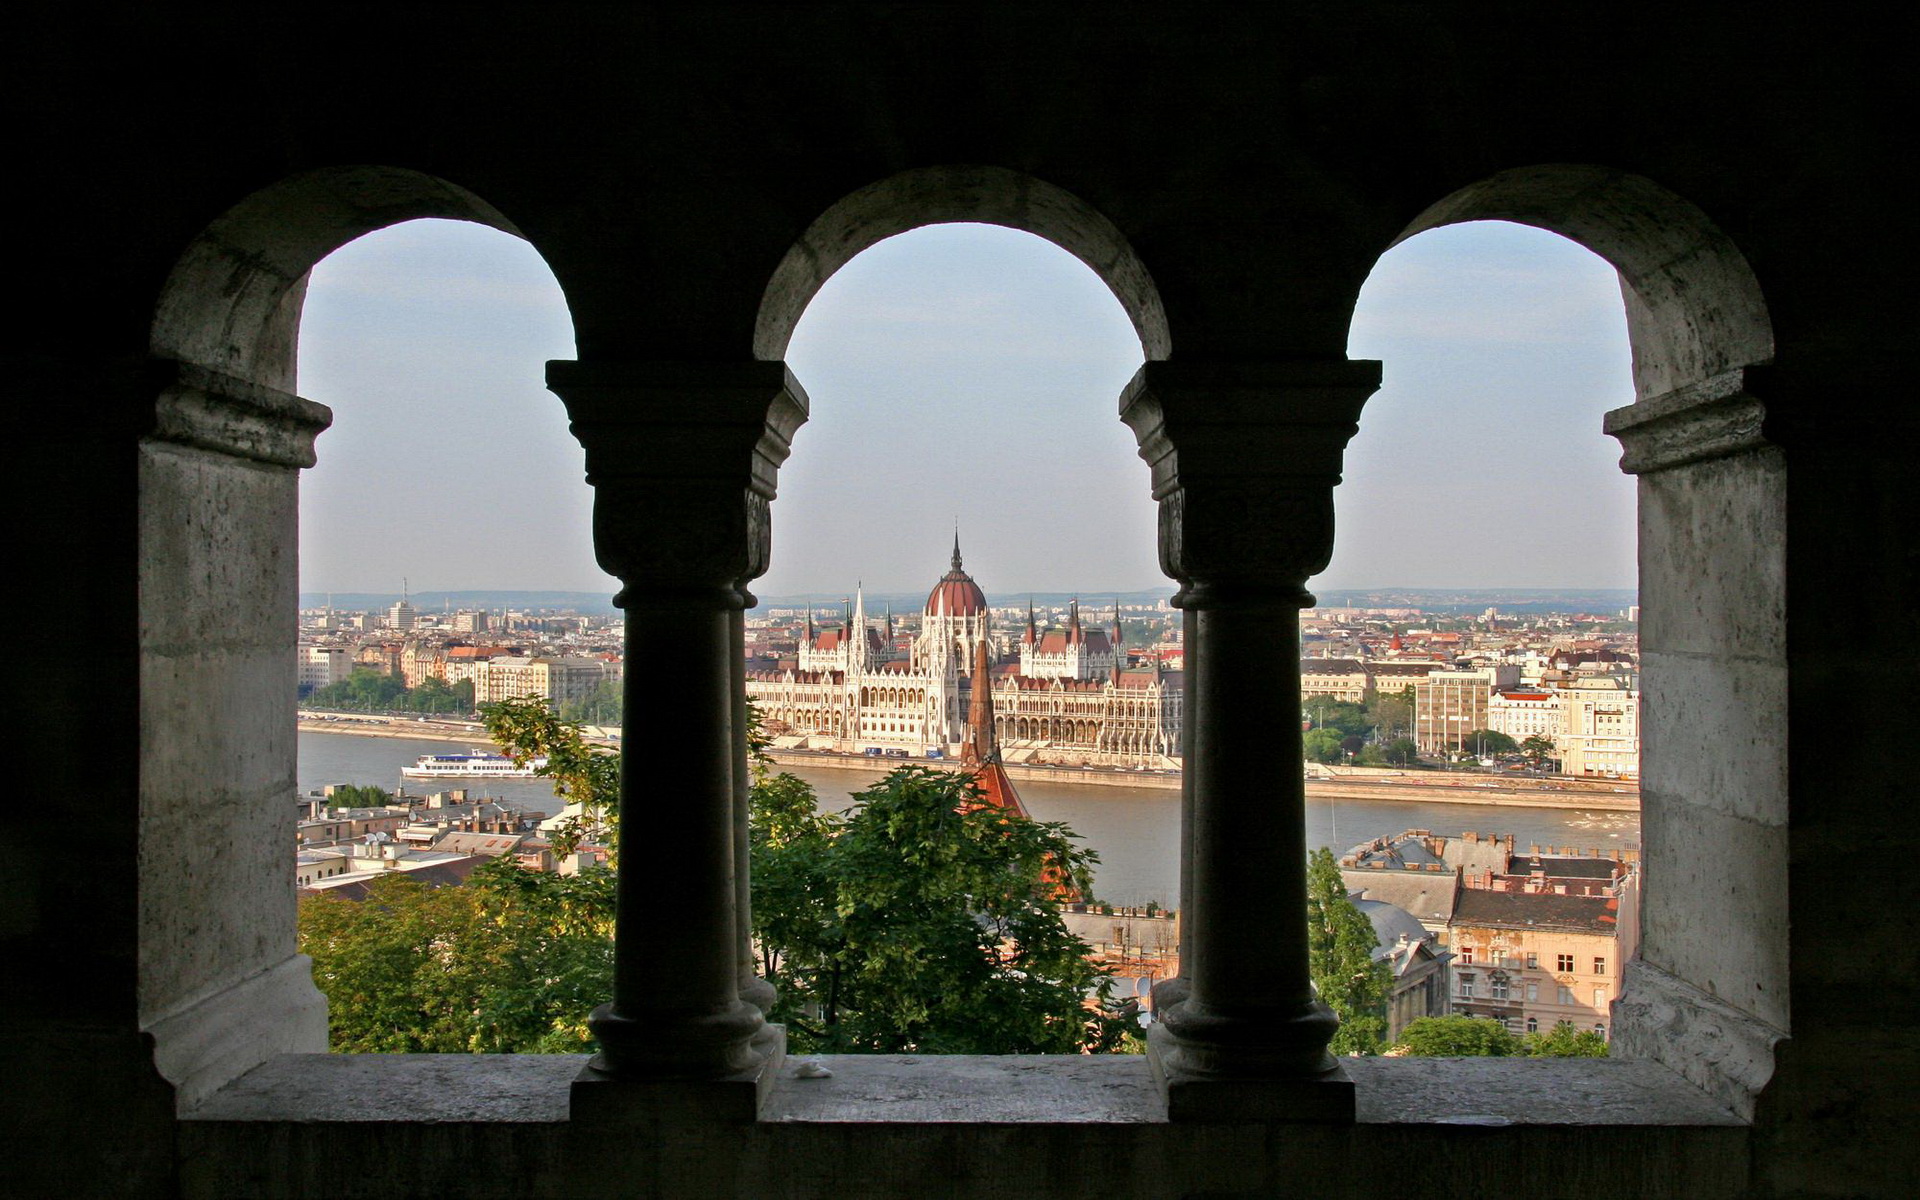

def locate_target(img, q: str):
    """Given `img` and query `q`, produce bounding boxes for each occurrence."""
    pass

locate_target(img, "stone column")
[1603,368,1788,1120]
[139,361,334,1108]
[548,361,807,1119]
[1121,359,1379,1121]
[733,596,779,1021]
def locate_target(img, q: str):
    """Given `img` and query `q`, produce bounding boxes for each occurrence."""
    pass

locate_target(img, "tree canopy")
[308,669,475,714]
[753,764,1134,1055]
[324,783,394,812]
[1394,1015,1522,1056]
[1461,729,1518,757]
[303,697,1132,1058]
[1305,847,1391,1055]
[1392,1015,1611,1058]
[298,858,613,1054]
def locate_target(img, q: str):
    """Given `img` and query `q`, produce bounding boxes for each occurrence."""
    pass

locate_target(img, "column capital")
[546,361,810,601]
[1603,368,1770,475]
[143,359,333,468]
[1119,360,1381,606]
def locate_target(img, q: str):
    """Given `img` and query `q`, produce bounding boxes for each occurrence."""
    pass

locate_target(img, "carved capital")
[143,360,333,468]
[1604,368,1770,475]
[547,361,808,596]
[1120,361,1380,604]
[1612,958,1784,1121]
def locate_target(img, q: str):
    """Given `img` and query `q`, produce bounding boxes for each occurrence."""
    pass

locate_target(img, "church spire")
[962,638,998,765]
[1023,596,1038,646]
[1111,598,1124,647]
[951,526,963,573]
[1068,598,1082,645]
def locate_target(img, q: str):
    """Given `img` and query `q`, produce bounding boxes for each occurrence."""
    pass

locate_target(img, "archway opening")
[1332,218,1641,1049]
[749,219,1179,1054]
[286,218,625,1054]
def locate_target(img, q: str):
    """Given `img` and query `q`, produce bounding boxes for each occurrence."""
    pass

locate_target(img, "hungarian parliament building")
[747,541,1183,768]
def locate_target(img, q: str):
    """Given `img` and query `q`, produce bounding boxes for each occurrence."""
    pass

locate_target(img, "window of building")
[1525,952,1538,969]
[1491,975,1509,1001]
[1526,1017,1539,1033]
[1459,973,1476,999]
[1593,956,1606,975]
[1526,983,1539,1002]
[1459,945,1475,964]
[1557,985,1575,1005]
[1594,987,1607,1007]
[1556,953,1575,973]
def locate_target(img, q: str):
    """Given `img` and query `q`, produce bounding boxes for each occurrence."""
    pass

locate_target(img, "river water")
[300,731,1640,909]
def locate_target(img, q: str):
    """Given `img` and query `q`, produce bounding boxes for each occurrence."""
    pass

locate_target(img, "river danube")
[300,731,1640,909]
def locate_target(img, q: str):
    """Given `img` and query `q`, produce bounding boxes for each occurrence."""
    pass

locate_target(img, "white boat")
[400,751,547,779]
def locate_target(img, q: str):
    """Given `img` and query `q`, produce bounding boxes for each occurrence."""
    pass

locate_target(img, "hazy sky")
[296,219,1635,598]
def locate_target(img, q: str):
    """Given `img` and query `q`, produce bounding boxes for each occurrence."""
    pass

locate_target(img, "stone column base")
[1147,1024,1355,1123]
[570,1024,787,1124]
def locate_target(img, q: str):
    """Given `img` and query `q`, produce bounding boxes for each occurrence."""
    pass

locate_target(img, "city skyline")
[296,219,1637,596]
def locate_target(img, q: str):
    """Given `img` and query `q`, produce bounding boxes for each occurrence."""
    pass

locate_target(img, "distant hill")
[1310,587,1638,615]
[750,588,1178,614]
[299,590,622,615]
[301,585,1636,620]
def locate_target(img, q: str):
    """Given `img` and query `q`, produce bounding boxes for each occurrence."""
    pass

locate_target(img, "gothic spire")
[951,526,963,573]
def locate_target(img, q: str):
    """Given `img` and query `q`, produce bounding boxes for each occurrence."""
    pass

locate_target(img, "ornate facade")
[748,542,1182,767]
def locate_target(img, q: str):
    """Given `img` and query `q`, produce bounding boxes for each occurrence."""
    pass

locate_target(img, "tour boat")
[400,751,547,779]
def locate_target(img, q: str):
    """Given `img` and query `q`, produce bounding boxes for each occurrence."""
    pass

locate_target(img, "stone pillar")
[139,361,334,1108]
[733,597,779,1021]
[1603,368,1788,1120]
[1121,360,1378,1122]
[548,361,806,1119]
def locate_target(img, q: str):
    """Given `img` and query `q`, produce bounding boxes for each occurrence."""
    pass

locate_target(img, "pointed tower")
[1023,597,1038,647]
[962,638,998,765]
[850,585,869,672]
[1112,598,1126,684]
[1068,598,1083,645]
[960,638,1030,820]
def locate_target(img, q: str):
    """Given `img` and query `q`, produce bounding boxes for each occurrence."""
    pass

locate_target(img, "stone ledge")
[186,1051,1742,1128]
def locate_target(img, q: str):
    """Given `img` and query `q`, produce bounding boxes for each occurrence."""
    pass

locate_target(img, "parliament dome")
[925,535,988,617]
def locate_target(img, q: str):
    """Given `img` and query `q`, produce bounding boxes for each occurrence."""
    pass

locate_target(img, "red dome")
[926,571,988,617]
[926,536,988,617]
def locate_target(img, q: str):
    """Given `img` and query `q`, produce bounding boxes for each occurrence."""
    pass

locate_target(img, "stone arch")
[754,165,1171,363]
[152,166,551,392]
[134,166,568,1110]
[1386,165,1772,399]
[1375,164,1785,1113]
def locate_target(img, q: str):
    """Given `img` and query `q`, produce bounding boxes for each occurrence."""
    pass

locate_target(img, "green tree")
[1520,734,1556,769]
[753,765,1132,1055]
[308,669,474,714]
[325,783,394,812]
[1303,696,1371,739]
[482,696,619,857]
[1305,847,1391,1055]
[1302,727,1346,764]
[1461,729,1517,757]
[1393,1015,1522,1057]
[1366,689,1414,742]
[309,668,408,711]
[560,676,623,726]
[297,859,614,1054]
[1380,737,1421,766]
[1524,1021,1609,1057]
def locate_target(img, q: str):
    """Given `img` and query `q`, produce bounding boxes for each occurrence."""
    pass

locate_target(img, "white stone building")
[748,541,1182,766]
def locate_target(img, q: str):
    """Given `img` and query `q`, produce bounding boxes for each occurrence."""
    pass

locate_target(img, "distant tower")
[387,579,417,631]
